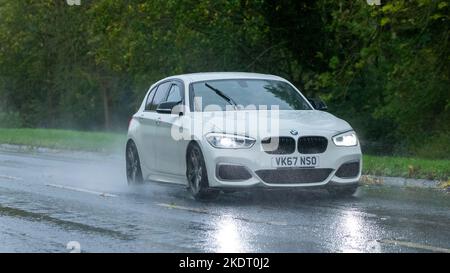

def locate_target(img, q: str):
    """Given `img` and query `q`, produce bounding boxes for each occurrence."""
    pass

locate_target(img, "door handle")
[156,117,161,125]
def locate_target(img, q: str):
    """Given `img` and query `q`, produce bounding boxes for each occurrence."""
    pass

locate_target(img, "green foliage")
[0,112,23,128]
[316,0,449,158]
[412,133,450,159]
[0,0,448,158]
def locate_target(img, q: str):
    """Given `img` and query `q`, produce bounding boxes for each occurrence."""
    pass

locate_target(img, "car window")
[190,79,312,111]
[148,82,171,111]
[144,87,157,111]
[166,84,182,103]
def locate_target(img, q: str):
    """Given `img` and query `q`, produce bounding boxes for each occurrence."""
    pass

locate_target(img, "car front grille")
[298,136,328,154]
[261,136,296,154]
[255,168,333,184]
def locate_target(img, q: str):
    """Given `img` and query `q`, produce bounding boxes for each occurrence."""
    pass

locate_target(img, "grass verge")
[363,155,449,181]
[0,128,449,181]
[0,128,125,153]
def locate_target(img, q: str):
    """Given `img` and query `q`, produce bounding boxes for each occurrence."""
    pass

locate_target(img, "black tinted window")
[149,82,171,111]
[191,79,311,111]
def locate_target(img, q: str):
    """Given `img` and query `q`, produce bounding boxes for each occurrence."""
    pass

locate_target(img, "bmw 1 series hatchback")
[126,72,362,200]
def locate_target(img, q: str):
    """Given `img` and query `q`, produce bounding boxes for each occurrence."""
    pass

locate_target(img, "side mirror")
[308,97,328,111]
[156,101,184,116]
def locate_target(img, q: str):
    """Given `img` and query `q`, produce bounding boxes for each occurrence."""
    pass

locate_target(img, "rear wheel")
[186,143,220,200]
[327,184,359,197]
[126,141,143,185]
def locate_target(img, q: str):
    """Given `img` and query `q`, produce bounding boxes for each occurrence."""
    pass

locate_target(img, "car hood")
[192,110,353,138]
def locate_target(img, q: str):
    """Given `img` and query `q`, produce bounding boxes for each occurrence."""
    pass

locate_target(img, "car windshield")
[190,79,312,111]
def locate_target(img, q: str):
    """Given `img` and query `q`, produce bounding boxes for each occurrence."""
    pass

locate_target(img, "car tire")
[126,140,143,185]
[327,184,359,197]
[186,143,220,200]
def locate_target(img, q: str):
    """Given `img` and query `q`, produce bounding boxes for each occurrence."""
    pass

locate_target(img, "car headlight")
[332,131,358,146]
[206,133,255,149]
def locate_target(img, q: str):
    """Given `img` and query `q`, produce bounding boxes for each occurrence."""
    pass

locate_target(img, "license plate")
[271,156,319,168]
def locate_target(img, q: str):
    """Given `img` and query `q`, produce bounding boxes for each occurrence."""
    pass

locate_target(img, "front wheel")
[126,141,143,185]
[186,143,220,200]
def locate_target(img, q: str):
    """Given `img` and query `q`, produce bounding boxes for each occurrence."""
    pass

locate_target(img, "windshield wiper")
[204,83,238,110]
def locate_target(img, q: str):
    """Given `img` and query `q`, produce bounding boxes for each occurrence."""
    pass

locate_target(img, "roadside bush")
[0,111,23,128]
[412,133,450,160]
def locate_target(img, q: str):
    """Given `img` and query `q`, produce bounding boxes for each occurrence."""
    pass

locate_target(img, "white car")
[126,72,362,200]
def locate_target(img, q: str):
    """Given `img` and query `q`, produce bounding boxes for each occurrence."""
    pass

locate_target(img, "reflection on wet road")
[0,148,449,253]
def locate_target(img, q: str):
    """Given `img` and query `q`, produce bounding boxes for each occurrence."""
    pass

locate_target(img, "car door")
[138,81,171,173]
[154,80,186,176]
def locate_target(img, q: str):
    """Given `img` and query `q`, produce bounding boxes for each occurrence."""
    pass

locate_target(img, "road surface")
[0,147,449,253]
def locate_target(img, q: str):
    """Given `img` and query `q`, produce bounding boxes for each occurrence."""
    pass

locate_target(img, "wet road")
[0,148,449,253]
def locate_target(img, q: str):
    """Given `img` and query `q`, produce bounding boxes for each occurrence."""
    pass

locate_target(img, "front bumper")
[200,138,362,188]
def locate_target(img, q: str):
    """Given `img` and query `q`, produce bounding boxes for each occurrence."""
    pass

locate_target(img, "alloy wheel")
[126,142,143,185]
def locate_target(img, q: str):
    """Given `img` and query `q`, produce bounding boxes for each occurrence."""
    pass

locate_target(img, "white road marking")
[379,239,450,253]
[0,175,23,181]
[46,183,117,198]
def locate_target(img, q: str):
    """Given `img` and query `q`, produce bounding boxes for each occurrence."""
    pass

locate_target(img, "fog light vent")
[217,164,252,181]
[335,161,360,178]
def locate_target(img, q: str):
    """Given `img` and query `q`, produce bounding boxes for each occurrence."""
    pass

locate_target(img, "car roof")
[162,72,287,83]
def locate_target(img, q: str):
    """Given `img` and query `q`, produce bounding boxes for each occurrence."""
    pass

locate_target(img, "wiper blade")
[204,83,238,110]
